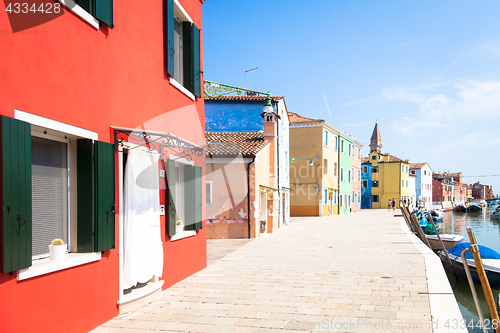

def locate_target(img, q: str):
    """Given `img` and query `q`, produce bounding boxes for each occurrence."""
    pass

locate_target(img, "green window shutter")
[192,24,201,97]
[194,166,202,230]
[0,116,32,274]
[76,139,94,253]
[165,0,175,77]
[183,165,195,230]
[95,0,113,28]
[167,159,176,237]
[182,23,201,97]
[75,0,92,15]
[94,141,115,252]
[185,165,202,231]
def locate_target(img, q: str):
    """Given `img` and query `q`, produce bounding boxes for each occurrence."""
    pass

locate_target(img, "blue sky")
[203,0,500,194]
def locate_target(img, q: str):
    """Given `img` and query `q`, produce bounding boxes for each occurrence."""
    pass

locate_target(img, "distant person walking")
[388,200,391,211]
[391,198,396,210]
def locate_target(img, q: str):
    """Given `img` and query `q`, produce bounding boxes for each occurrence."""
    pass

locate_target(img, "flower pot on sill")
[176,225,184,234]
[48,244,67,260]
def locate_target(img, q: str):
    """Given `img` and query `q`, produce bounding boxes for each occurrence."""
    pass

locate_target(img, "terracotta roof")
[205,132,269,157]
[378,153,408,163]
[410,163,427,170]
[361,157,369,163]
[288,112,324,124]
[205,95,284,102]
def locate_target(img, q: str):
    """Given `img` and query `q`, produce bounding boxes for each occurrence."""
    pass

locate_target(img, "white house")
[410,163,433,207]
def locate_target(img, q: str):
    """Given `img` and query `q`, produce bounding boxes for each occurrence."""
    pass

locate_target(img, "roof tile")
[205,132,269,157]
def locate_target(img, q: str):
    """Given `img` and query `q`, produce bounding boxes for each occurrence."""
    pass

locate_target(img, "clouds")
[383,79,500,134]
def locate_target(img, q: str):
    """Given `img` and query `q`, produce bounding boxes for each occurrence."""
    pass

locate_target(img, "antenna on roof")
[245,67,258,88]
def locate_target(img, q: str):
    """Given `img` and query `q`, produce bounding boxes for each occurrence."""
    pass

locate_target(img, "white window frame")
[14,110,101,281]
[57,0,99,29]
[340,167,344,182]
[363,166,368,174]
[169,0,196,101]
[362,180,368,188]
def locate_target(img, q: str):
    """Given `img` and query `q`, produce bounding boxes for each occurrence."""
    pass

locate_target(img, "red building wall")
[0,1,205,332]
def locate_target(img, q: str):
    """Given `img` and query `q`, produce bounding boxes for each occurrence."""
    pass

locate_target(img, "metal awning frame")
[112,126,204,161]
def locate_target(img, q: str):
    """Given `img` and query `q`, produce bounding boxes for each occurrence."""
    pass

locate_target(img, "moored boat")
[454,203,467,212]
[479,200,487,208]
[439,242,500,290]
[426,234,466,250]
[468,203,482,213]
[429,209,445,222]
[491,211,500,220]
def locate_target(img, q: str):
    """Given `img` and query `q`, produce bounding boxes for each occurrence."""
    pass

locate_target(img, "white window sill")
[17,252,101,281]
[170,230,196,242]
[169,78,196,101]
[58,0,99,29]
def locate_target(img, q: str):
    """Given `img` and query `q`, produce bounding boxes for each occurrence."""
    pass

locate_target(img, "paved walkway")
[92,210,464,333]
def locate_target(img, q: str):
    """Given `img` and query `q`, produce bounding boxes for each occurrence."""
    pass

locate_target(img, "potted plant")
[176,220,184,234]
[49,238,67,260]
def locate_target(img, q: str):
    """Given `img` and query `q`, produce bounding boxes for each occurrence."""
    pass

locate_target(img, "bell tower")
[369,122,382,153]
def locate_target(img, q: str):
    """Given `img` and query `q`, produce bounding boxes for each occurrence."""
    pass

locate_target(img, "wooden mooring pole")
[467,227,500,333]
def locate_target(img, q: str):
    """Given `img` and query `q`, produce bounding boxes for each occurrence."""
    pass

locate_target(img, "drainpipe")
[247,156,255,239]
[275,101,281,226]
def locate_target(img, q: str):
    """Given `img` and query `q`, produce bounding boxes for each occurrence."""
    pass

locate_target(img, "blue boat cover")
[449,242,500,259]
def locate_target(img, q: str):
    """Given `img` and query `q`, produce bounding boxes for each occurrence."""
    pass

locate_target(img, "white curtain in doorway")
[123,149,163,289]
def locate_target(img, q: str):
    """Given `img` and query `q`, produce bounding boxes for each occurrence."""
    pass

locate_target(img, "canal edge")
[398,216,468,333]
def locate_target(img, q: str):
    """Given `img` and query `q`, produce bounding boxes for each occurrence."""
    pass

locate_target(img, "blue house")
[361,161,372,209]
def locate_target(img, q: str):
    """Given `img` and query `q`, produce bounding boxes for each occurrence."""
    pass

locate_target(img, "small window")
[358,149,360,159]
[334,136,338,150]
[402,180,404,187]
[75,0,113,27]
[352,191,354,203]
[323,159,328,175]
[324,130,329,147]
[334,190,337,204]
[348,170,351,183]
[372,166,379,173]
[411,170,415,175]
[373,195,379,203]
[402,165,404,172]
[339,195,343,208]
[358,170,360,181]
[206,181,212,204]
[324,189,328,205]
[363,166,368,174]
[362,180,368,188]
[371,154,376,160]
[166,0,202,97]
[348,144,351,156]
[406,180,408,187]
[340,168,344,182]
[372,180,379,187]
[333,162,338,176]
[341,140,344,153]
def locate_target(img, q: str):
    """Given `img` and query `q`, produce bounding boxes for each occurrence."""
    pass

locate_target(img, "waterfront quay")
[93,210,465,333]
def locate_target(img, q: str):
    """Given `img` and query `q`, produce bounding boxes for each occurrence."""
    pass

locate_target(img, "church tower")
[369,122,382,153]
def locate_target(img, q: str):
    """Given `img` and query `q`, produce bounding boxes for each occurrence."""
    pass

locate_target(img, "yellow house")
[289,112,339,216]
[368,123,410,208]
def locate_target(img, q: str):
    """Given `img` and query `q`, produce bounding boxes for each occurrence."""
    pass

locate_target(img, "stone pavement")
[92,210,463,333]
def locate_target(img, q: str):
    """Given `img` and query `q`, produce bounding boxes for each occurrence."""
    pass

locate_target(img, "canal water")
[438,204,500,333]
